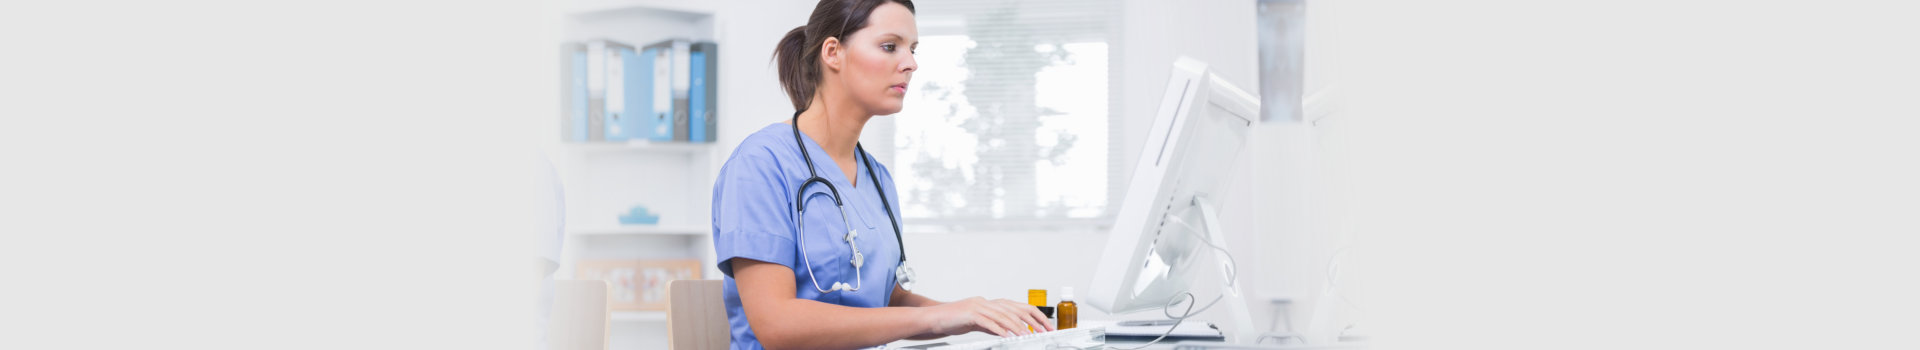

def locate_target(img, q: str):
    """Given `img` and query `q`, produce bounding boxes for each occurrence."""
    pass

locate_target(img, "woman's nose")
[899,55,917,74]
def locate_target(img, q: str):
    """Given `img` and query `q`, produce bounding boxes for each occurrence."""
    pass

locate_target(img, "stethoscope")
[791,110,916,294]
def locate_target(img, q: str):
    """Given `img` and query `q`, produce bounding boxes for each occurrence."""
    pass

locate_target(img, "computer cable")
[1103,291,1224,350]
[1166,214,1238,285]
[1327,245,1360,314]
[1103,214,1237,350]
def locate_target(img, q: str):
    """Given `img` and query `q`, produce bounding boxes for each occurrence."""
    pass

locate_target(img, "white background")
[3,0,1918,349]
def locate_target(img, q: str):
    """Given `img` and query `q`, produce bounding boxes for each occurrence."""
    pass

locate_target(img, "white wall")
[710,0,816,156]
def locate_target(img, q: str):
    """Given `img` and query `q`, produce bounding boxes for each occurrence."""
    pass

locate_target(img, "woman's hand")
[921,297,1056,338]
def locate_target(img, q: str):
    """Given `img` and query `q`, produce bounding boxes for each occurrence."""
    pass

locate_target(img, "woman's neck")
[795,90,871,165]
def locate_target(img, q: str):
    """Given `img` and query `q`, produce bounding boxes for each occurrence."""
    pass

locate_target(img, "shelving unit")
[548,0,728,347]
[552,0,723,274]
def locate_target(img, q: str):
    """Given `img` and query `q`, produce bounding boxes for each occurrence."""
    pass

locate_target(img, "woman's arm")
[890,285,950,340]
[889,284,943,307]
[733,259,1054,349]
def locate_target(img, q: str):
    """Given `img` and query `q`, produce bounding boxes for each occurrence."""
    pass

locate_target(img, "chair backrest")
[548,280,611,350]
[666,279,729,350]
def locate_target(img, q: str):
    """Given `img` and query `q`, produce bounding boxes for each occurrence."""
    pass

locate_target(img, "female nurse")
[709,0,1054,349]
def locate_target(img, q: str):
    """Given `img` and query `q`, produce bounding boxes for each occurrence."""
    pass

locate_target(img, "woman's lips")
[891,84,908,94]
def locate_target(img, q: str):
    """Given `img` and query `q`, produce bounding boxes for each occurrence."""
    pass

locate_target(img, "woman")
[710,0,1054,349]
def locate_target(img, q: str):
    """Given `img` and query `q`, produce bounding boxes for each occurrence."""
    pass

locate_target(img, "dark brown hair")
[773,0,916,111]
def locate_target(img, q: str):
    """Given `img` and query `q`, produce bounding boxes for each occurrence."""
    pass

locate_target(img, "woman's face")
[831,2,918,116]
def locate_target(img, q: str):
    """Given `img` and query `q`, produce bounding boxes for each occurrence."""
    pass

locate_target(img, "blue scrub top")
[711,122,904,350]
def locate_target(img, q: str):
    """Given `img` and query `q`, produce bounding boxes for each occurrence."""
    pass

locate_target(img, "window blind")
[862,0,1120,231]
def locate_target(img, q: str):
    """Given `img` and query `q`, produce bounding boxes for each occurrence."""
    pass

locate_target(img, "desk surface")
[888,326,1363,350]
[890,333,1189,350]
[888,321,1220,350]
[894,336,1364,350]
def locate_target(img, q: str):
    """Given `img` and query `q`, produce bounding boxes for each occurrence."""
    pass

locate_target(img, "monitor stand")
[1189,197,1260,344]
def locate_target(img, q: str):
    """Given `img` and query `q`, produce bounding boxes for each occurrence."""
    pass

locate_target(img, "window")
[861,0,1120,232]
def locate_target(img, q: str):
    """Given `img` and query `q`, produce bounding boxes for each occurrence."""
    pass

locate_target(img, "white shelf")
[569,225,708,236]
[611,310,667,322]
[566,141,712,155]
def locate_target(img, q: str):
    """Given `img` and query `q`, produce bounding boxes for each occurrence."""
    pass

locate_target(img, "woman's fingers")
[991,299,1038,334]
[984,304,1030,336]
[1004,299,1053,332]
[1016,300,1055,332]
[975,309,1021,338]
[989,299,1047,335]
[974,312,1011,337]
[950,297,1061,337]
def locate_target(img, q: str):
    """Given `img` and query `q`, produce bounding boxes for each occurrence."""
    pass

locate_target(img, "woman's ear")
[819,36,843,73]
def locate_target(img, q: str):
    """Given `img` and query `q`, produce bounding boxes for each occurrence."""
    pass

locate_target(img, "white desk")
[887,318,1224,350]
[888,326,1363,350]
[893,336,1362,350]
[890,333,1188,350]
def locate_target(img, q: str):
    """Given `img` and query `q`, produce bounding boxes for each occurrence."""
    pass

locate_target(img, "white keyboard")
[928,327,1106,350]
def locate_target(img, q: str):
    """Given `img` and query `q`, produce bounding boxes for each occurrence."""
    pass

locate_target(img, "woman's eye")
[882,43,896,52]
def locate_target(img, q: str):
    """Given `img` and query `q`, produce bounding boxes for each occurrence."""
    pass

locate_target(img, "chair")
[667,279,729,350]
[548,280,611,350]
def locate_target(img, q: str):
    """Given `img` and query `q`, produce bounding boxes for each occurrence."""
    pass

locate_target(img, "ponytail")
[773,25,817,111]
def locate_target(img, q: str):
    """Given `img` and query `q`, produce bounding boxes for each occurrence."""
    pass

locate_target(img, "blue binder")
[618,45,647,142]
[645,43,678,142]
[689,48,709,143]
[640,46,674,141]
[603,45,642,141]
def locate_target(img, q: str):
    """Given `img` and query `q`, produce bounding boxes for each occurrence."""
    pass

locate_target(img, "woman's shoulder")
[743,122,795,145]
[720,123,800,171]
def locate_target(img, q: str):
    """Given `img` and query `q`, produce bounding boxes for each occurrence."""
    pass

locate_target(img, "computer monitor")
[1088,57,1262,342]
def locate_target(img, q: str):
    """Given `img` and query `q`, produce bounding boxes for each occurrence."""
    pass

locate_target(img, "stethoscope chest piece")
[895,262,917,291]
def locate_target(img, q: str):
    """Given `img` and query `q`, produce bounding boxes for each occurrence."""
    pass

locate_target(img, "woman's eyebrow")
[877,33,917,44]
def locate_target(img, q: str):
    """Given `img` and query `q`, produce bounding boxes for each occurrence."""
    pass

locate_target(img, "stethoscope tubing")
[790,110,911,293]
